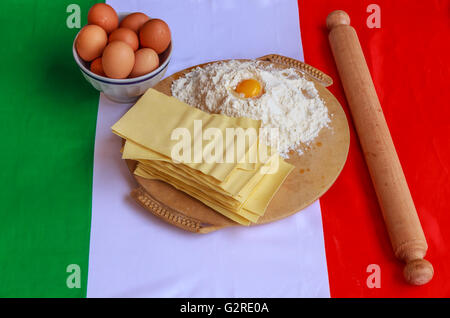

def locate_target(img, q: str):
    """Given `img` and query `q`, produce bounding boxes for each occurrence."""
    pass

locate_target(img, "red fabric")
[298,0,450,297]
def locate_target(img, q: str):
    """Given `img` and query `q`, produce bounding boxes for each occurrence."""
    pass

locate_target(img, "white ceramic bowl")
[72,13,172,103]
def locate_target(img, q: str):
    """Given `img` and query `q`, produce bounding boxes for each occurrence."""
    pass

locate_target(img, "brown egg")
[102,41,135,79]
[139,19,171,54]
[119,12,150,33]
[130,48,159,78]
[90,57,106,76]
[76,25,107,62]
[87,3,119,34]
[108,28,139,51]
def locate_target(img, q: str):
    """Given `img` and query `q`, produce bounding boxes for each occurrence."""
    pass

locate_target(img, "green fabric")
[0,0,99,297]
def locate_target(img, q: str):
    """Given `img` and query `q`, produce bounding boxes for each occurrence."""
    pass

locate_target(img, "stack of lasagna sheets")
[112,89,294,225]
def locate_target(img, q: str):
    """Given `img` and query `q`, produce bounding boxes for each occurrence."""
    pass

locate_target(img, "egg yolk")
[235,79,262,98]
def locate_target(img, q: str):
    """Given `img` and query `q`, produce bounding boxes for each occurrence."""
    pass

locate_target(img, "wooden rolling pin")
[326,10,433,285]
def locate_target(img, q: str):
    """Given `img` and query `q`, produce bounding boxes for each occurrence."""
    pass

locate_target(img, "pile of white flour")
[171,60,330,157]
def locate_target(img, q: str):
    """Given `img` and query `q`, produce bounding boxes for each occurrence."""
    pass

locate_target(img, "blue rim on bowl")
[72,17,172,85]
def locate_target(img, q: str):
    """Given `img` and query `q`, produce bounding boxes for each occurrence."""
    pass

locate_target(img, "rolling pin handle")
[404,259,434,286]
[398,241,433,285]
[326,10,351,30]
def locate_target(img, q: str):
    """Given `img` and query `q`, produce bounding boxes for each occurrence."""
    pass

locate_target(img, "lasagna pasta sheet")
[112,89,260,182]
[112,88,294,225]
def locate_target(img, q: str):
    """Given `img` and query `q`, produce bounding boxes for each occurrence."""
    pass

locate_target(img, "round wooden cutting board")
[128,54,350,233]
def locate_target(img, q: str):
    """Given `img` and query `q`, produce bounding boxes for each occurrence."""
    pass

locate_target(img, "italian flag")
[1,0,448,297]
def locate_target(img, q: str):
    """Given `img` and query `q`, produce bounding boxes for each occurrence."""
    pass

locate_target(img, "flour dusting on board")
[171,60,330,158]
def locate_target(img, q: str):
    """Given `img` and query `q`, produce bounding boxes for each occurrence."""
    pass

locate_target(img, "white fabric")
[87,0,330,297]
